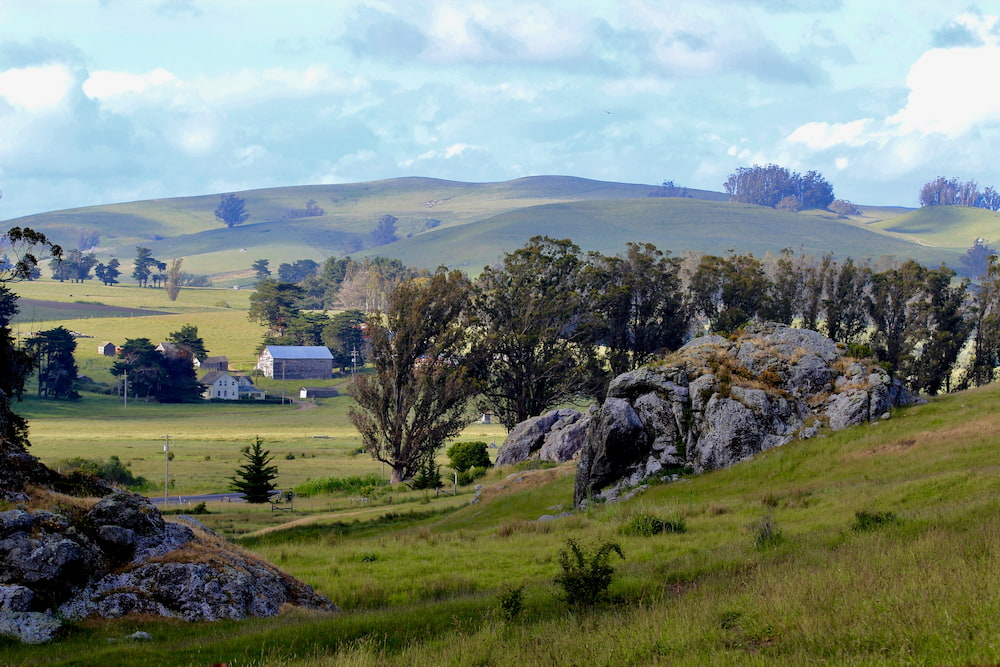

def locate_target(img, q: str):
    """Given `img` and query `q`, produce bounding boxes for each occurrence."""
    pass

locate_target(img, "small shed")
[196,356,229,371]
[299,387,340,399]
[256,346,334,380]
[97,341,117,357]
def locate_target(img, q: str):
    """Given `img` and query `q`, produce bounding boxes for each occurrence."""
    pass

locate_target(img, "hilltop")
[3,175,990,284]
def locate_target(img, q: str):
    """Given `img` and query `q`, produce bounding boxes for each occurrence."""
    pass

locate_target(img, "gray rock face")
[0,490,338,644]
[495,408,590,466]
[574,323,916,506]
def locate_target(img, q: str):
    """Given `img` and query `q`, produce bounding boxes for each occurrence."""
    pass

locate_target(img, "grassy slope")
[378,198,953,272]
[866,204,1000,248]
[7,176,975,284]
[8,382,1000,665]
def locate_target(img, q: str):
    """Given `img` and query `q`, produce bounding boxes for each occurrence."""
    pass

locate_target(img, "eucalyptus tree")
[966,254,1000,386]
[468,236,593,430]
[349,268,475,483]
[583,242,688,382]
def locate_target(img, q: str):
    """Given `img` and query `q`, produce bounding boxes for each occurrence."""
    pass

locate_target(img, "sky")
[1,0,999,220]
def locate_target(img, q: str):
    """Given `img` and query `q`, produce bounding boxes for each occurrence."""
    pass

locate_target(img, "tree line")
[321,235,1000,483]
[919,177,1000,210]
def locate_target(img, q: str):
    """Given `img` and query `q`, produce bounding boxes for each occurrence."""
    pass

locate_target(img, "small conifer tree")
[229,436,278,503]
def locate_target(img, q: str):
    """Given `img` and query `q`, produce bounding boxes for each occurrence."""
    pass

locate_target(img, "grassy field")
[6,371,1000,665]
[10,175,986,286]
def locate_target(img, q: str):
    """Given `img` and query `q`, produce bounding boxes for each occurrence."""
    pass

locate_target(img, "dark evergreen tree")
[370,214,399,246]
[277,259,319,283]
[0,227,62,456]
[95,257,121,286]
[215,193,249,229]
[25,326,79,400]
[229,436,279,503]
[132,247,158,287]
[322,309,366,371]
[251,258,271,283]
[247,280,304,336]
[167,324,209,362]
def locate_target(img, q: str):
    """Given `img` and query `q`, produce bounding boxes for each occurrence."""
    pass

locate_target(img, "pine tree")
[229,436,279,503]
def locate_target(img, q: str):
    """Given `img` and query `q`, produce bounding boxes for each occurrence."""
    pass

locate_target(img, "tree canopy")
[349,268,476,483]
[215,193,250,228]
[724,164,835,210]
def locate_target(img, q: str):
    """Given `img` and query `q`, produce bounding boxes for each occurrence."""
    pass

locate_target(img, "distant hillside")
[376,198,953,272]
[2,175,976,284]
[866,205,1000,248]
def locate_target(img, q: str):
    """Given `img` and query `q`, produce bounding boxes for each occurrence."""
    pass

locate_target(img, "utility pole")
[351,346,359,377]
[163,434,170,504]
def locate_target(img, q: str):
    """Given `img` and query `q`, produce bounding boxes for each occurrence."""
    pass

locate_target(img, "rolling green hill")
[3,175,984,284]
[866,204,1000,248]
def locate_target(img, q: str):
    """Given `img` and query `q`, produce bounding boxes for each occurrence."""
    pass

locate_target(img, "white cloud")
[83,67,177,100]
[0,64,75,112]
[888,45,1000,137]
[787,118,877,149]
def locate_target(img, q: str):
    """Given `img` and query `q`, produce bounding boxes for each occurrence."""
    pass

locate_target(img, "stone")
[495,408,590,466]
[574,323,916,506]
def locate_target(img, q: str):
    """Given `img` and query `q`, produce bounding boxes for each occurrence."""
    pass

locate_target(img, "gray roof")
[263,345,334,360]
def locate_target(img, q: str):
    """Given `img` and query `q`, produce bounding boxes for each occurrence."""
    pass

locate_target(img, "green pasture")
[19,389,508,497]
[8,382,1000,665]
[12,174,981,287]
[868,204,1000,248]
[379,197,954,274]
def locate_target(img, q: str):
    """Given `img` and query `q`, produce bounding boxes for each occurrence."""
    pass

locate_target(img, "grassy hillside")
[867,204,1000,249]
[379,198,953,272]
[8,381,999,665]
[7,175,978,285]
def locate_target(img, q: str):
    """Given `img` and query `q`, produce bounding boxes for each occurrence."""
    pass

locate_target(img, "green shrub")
[750,514,783,550]
[496,584,525,623]
[622,513,687,537]
[853,509,899,531]
[55,455,147,489]
[456,466,489,486]
[447,441,492,472]
[554,539,625,608]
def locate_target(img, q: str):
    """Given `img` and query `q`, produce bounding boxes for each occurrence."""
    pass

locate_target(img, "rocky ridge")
[574,323,916,506]
[0,454,336,644]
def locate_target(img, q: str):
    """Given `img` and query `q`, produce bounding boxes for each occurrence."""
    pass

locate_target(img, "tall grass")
[6,381,1000,664]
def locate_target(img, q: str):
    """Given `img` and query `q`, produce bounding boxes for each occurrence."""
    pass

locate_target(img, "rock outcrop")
[0,446,337,644]
[495,408,590,467]
[575,323,915,506]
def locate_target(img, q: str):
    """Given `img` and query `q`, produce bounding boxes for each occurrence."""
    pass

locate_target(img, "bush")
[622,513,687,537]
[853,510,899,532]
[750,514,783,550]
[496,584,525,623]
[56,455,147,489]
[456,466,489,487]
[447,441,491,473]
[554,539,624,608]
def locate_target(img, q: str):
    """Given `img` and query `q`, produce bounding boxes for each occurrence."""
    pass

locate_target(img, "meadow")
[7,175,984,287]
[4,277,1000,665]
[5,370,1000,664]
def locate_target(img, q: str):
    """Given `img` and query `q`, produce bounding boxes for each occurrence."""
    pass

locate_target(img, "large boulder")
[0,491,338,643]
[495,408,590,466]
[574,323,916,506]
